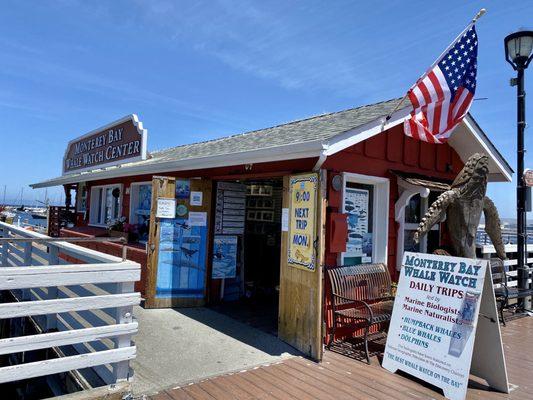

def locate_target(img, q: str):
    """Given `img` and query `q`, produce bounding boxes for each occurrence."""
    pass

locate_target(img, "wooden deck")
[149,316,533,400]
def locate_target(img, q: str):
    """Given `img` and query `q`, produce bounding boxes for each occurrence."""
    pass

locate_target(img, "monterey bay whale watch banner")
[383,252,508,400]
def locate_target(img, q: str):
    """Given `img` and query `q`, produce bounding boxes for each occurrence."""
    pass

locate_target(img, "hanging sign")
[383,252,508,400]
[524,168,533,187]
[63,114,147,175]
[156,198,176,219]
[287,173,318,271]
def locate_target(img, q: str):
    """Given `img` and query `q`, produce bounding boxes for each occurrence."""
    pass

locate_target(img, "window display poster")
[135,184,152,241]
[287,173,318,271]
[176,179,191,199]
[344,187,372,264]
[190,191,203,206]
[212,235,238,279]
[383,252,490,400]
[188,211,207,226]
[155,218,208,298]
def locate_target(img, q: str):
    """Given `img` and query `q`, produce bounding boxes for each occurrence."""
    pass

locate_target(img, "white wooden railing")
[0,221,140,393]
[478,243,533,289]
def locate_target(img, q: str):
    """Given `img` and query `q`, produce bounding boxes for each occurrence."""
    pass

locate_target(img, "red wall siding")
[67,157,318,296]
[322,124,463,343]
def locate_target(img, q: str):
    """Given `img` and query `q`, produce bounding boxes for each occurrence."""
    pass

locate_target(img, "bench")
[326,263,394,363]
[491,258,533,325]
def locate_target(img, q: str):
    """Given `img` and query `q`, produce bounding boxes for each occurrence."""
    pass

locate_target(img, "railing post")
[46,245,59,332]
[112,281,134,382]
[0,228,7,267]
[21,241,33,300]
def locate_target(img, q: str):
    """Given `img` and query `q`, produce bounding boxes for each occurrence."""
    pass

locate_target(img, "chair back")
[326,263,392,305]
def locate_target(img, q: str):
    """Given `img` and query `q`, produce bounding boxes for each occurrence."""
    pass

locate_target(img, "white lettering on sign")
[63,115,147,175]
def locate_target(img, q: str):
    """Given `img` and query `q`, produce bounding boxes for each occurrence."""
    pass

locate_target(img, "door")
[145,176,212,308]
[278,171,326,360]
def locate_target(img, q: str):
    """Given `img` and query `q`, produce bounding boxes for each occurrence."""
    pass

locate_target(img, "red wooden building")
[31,98,512,360]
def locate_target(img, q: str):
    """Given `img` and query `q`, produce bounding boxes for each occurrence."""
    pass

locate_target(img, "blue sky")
[0,1,531,217]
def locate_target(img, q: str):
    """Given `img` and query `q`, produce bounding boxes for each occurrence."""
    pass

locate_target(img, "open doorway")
[210,178,283,336]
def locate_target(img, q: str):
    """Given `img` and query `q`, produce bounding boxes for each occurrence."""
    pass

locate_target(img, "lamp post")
[505,30,533,306]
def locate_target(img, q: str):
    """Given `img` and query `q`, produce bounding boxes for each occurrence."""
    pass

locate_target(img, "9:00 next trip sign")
[62,114,147,175]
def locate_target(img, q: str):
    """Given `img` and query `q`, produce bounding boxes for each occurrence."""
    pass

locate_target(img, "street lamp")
[505,30,533,305]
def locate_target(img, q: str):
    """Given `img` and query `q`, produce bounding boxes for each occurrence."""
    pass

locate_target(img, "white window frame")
[339,172,390,265]
[129,181,152,223]
[89,183,123,227]
[395,180,440,270]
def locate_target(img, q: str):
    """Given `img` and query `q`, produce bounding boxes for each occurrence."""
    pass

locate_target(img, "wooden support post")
[46,246,59,332]
[112,282,134,382]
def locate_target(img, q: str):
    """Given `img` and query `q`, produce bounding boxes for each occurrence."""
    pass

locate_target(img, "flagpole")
[381,8,486,128]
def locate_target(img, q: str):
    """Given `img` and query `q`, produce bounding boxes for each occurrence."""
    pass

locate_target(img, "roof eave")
[30,140,325,189]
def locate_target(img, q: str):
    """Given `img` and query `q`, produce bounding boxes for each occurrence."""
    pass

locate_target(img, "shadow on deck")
[149,315,533,400]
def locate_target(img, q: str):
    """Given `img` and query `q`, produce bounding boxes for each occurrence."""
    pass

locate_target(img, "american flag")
[403,25,478,143]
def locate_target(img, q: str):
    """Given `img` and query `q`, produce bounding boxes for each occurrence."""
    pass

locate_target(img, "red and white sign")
[524,169,533,187]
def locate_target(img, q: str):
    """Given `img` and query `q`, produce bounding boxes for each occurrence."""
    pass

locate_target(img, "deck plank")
[155,316,533,400]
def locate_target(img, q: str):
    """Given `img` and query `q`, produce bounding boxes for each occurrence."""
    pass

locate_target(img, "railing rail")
[478,243,533,289]
[0,221,140,392]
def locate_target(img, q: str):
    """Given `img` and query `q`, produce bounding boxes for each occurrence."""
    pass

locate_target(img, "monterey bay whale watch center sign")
[62,114,147,175]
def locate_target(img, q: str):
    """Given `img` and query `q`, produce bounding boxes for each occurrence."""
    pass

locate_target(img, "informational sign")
[281,208,289,232]
[155,218,207,298]
[212,235,238,279]
[214,182,246,235]
[190,191,203,206]
[344,186,372,264]
[188,211,207,226]
[63,114,147,175]
[156,198,176,219]
[524,168,533,187]
[287,173,318,271]
[383,252,508,400]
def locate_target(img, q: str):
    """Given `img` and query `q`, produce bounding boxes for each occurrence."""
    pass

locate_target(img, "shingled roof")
[31,97,512,188]
[150,98,402,162]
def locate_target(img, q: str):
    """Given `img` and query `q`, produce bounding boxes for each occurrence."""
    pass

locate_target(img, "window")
[76,182,88,212]
[129,182,152,242]
[403,193,441,253]
[340,173,389,266]
[89,184,122,226]
[395,183,442,270]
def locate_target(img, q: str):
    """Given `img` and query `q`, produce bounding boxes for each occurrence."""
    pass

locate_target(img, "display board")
[214,182,246,235]
[287,173,318,271]
[146,176,212,308]
[155,217,208,298]
[343,183,373,264]
[383,252,508,400]
[212,235,238,279]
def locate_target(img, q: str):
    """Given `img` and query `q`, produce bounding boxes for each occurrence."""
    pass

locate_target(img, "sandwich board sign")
[383,252,509,400]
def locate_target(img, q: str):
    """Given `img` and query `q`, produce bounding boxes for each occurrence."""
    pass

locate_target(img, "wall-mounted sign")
[62,114,147,175]
[383,252,508,400]
[524,168,533,187]
[287,173,318,271]
[156,198,176,219]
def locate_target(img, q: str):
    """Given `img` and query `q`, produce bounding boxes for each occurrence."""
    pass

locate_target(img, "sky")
[0,0,531,217]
